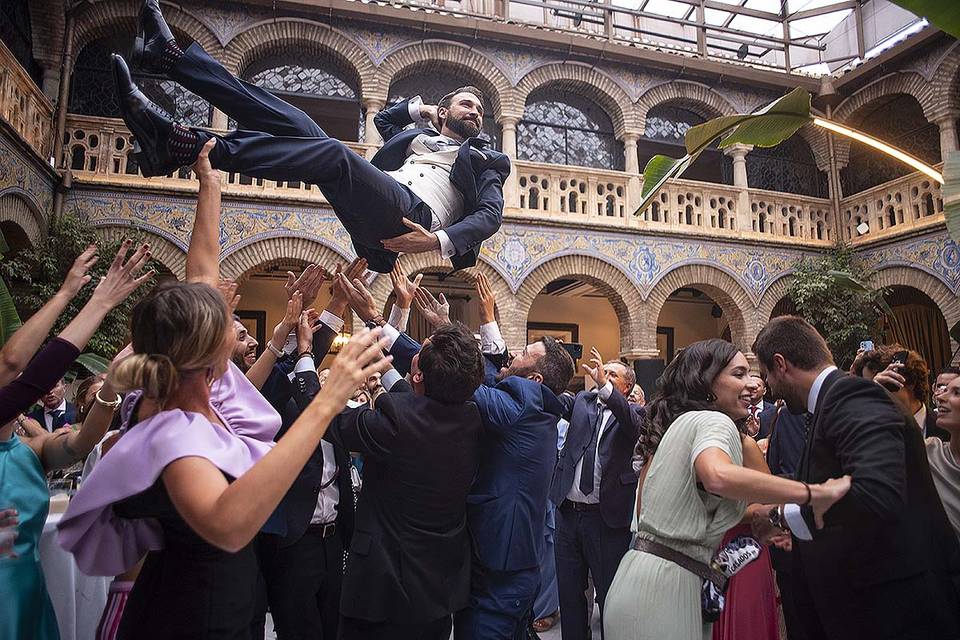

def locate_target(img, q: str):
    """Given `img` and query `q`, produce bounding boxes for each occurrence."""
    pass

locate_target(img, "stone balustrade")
[0,39,53,159]
[840,166,944,244]
[514,160,629,224]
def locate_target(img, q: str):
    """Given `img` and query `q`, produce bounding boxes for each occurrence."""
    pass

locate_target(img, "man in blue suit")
[113,1,511,273]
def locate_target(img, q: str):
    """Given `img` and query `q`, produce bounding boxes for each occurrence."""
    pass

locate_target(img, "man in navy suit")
[29,377,76,432]
[113,1,511,273]
[549,352,644,640]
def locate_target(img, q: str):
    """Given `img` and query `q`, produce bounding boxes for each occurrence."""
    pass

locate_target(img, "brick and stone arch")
[376,41,514,119]
[932,42,960,114]
[873,267,960,336]
[756,274,795,330]
[635,81,736,134]
[795,124,832,173]
[514,63,635,137]
[219,235,353,282]
[643,264,754,354]
[72,0,222,61]
[832,72,940,165]
[27,0,67,70]
[0,191,45,246]
[93,225,187,280]
[513,255,644,356]
[223,20,377,100]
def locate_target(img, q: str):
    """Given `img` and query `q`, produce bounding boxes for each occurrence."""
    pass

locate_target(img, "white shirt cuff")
[294,355,316,374]
[435,230,456,259]
[379,322,401,351]
[407,96,426,125]
[597,381,614,402]
[479,321,506,354]
[381,369,404,391]
[784,504,813,541]
[318,310,344,333]
[387,304,410,332]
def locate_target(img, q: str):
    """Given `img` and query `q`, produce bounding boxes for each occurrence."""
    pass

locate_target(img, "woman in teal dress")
[0,241,154,640]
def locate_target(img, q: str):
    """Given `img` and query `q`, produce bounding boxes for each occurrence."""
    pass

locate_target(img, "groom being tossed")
[115,1,510,272]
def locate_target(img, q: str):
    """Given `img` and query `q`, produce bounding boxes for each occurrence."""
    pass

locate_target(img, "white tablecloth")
[39,512,110,640]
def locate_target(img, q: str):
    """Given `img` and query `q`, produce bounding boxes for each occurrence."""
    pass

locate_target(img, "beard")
[445,112,481,139]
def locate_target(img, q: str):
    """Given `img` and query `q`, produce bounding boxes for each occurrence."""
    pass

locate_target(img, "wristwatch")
[768,505,785,531]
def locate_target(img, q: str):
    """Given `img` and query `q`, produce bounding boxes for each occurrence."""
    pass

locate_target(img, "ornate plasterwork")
[337,26,413,66]
[0,137,53,217]
[190,4,271,47]
[858,231,960,295]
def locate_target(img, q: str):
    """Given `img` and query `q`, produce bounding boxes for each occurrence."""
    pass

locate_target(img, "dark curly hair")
[634,339,740,463]
[418,322,484,404]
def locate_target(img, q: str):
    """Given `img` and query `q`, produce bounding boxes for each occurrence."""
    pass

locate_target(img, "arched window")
[747,136,827,197]
[518,88,622,170]
[241,51,362,141]
[0,0,40,83]
[639,104,731,184]
[69,34,212,127]
[840,94,941,195]
[389,71,499,149]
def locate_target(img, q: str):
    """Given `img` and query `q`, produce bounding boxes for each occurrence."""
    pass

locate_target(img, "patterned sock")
[156,39,184,75]
[168,124,201,165]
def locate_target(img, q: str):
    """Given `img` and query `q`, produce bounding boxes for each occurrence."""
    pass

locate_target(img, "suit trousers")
[453,564,540,640]
[555,502,631,640]
[251,526,344,640]
[170,43,430,272]
[337,614,452,640]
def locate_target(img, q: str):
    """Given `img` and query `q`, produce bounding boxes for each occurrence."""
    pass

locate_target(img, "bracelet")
[266,342,284,358]
[95,389,122,411]
[297,351,314,361]
[801,481,812,506]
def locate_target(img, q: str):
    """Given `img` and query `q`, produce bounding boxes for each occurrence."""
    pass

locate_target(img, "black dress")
[115,476,259,639]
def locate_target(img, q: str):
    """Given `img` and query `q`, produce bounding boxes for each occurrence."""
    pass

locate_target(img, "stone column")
[499,115,520,209]
[622,133,640,213]
[723,143,752,232]
[934,112,959,155]
[363,98,386,159]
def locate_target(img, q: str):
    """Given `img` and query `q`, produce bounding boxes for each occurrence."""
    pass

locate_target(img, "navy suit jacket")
[388,332,564,571]
[372,99,511,271]
[28,401,76,431]
[549,387,644,529]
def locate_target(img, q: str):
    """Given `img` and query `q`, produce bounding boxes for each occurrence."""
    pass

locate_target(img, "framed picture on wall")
[656,326,675,364]
[527,322,579,345]
[236,310,267,356]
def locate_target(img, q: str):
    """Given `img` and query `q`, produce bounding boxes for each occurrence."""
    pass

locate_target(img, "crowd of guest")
[1,140,960,640]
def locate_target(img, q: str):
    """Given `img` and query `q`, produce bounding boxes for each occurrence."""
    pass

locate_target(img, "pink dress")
[711,524,780,640]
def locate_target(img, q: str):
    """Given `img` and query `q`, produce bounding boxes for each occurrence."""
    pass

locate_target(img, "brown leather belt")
[631,536,726,590]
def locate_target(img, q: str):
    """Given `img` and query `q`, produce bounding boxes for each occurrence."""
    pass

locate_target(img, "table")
[39,512,110,640]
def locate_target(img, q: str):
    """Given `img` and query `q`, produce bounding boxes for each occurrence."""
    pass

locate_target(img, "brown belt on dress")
[630,536,727,590]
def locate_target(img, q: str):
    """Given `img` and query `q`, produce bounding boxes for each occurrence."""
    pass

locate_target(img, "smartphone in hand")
[859,340,874,352]
[891,350,909,366]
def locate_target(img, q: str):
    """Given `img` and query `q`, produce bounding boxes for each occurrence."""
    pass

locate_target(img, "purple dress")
[58,362,281,638]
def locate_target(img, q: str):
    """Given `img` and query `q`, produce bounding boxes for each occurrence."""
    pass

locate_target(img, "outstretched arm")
[185,139,221,287]
[440,164,508,258]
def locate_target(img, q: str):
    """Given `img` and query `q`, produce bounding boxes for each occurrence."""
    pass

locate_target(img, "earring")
[705,392,717,403]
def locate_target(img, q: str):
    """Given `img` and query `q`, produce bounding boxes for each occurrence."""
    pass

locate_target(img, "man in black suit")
[113,1,510,273]
[549,356,644,640]
[28,377,76,432]
[320,323,484,639]
[753,316,960,640]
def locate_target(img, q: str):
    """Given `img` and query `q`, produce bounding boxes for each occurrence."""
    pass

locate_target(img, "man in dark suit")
[28,377,76,432]
[321,323,484,639]
[753,316,960,640]
[549,353,644,640]
[113,1,510,273]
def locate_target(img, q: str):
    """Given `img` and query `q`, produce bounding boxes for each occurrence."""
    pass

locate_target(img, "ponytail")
[111,353,180,406]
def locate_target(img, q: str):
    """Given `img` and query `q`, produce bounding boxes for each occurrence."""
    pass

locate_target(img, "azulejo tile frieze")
[0,137,54,215]
[858,230,960,295]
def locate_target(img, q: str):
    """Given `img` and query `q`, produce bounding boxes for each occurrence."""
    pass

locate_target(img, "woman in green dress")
[603,339,850,640]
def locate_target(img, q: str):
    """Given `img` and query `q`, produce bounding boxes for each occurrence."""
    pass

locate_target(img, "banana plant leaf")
[889,0,960,39]
[74,352,112,376]
[636,88,813,215]
[944,150,960,242]
[0,278,21,347]
[827,270,895,317]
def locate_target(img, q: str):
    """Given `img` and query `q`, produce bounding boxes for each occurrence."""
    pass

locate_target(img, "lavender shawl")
[57,362,280,576]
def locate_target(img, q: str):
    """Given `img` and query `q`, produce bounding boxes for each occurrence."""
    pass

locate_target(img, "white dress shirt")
[914,404,927,437]
[43,399,68,431]
[566,382,615,504]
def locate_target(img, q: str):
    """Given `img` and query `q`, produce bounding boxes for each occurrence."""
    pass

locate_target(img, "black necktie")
[579,401,605,496]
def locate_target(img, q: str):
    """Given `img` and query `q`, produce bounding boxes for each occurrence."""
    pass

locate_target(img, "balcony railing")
[840,166,944,244]
[60,114,948,247]
[0,39,53,159]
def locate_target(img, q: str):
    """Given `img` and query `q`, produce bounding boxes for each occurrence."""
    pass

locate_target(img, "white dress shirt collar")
[807,365,838,415]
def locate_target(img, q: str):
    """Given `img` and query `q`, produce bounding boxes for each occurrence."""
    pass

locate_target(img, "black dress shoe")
[113,54,184,177]
[131,0,177,73]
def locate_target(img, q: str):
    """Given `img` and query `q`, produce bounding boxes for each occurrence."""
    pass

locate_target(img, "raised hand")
[60,245,98,297]
[413,287,450,329]
[89,240,155,309]
[269,292,302,353]
[580,347,607,388]
[811,475,852,529]
[390,263,422,310]
[285,264,328,308]
[382,219,439,255]
[297,310,313,355]
[320,328,393,408]
[475,272,496,325]
[873,362,905,393]
[192,138,218,181]
[217,280,241,314]
[334,273,378,323]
